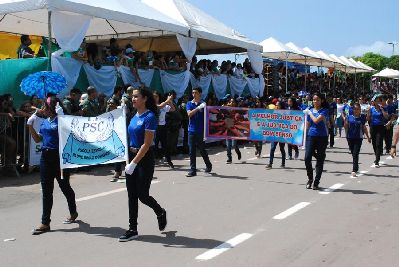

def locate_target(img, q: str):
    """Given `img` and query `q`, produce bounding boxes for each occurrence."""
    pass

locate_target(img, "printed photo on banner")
[205,106,305,145]
[249,109,305,146]
[206,106,250,140]
[58,108,128,169]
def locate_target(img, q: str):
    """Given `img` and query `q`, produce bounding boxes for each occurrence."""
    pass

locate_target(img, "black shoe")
[265,164,272,170]
[306,180,313,189]
[205,165,212,173]
[167,161,174,169]
[236,150,242,160]
[157,209,167,231]
[186,172,196,177]
[313,182,320,190]
[226,159,232,164]
[280,164,285,168]
[32,224,51,235]
[118,230,138,242]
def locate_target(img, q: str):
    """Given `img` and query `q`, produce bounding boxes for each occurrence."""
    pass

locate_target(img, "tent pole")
[304,57,307,92]
[47,10,52,71]
[285,57,288,95]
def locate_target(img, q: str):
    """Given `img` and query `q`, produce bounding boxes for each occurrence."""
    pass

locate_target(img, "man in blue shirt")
[186,87,212,177]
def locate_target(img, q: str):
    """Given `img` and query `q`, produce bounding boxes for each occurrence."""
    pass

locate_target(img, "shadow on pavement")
[332,188,377,195]
[56,222,223,249]
[137,231,224,249]
[208,173,249,180]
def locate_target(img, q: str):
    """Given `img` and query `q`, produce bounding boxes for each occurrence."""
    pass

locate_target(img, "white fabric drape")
[51,11,91,54]
[228,76,247,97]
[211,74,228,99]
[83,64,117,96]
[190,73,212,100]
[247,49,265,97]
[245,77,262,98]
[176,34,197,70]
[52,56,83,98]
[138,69,155,88]
[118,66,142,88]
[160,70,191,99]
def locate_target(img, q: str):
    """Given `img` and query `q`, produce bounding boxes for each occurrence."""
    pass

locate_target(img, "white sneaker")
[351,172,357,178]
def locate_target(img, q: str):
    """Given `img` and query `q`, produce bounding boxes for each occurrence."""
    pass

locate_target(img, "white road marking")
[247,157,258,161]
[76,181,160,202]
[195,233,253,261]
[319,183,344,195]
[273,202,311,220]
[359,170,368,174]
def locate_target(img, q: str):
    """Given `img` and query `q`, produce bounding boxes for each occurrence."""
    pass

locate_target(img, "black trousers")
[155,125,171,162]
[126,148,163,230]
[254,141,263,155]
[40,149,76,225]
[370,125,385,164]
[328,126,335,147]
[348,138,363,172]
[384,126,393,153]
[304,136,328,183]
[287,144,298,158]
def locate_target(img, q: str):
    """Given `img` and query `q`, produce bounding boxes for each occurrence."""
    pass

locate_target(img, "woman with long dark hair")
[303,93,330,190]
[119,88,167,242]
[287,97,300,160]
[367,95,389,168]
[27,96,78,235]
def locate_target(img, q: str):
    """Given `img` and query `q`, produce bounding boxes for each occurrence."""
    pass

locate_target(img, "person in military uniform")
[63,88,82,115]
[79,86,100,117]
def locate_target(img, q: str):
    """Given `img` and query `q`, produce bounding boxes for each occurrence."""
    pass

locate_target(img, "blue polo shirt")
[384,104,395,123]
[186,100,205,134]
[128,110,157,148]
[307,108,329,137]
[370,106,384,126]
[39,117,59,150]
[347,115,366,139]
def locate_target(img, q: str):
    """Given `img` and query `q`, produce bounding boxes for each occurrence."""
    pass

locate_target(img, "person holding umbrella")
[27,96,78,235]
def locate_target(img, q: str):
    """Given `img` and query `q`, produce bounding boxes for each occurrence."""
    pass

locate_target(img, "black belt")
[42,148,58,153]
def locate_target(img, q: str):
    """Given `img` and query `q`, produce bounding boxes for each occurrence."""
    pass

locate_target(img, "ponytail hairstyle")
[136,88,159,118]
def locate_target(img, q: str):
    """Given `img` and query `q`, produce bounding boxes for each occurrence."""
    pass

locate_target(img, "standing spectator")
[185,87,212,177]
[63,88,82,115]
[153,91,175,169]
[17,35,35,58]
[0,95,16,170]
[165,91,182,157]
[80,86,100,117]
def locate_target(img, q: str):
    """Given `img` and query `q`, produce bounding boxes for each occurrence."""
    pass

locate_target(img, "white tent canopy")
[0,0,262,54]
[372,68,399,78]
[260,37,304,61]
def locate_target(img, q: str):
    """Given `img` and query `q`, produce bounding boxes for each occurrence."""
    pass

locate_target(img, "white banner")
[58,108,128,169]
[29,117,45,166]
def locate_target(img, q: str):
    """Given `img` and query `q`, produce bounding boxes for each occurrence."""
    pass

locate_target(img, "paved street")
[1,136,399,267]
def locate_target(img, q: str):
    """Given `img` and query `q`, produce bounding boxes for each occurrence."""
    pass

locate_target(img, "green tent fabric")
[0,58,48,108]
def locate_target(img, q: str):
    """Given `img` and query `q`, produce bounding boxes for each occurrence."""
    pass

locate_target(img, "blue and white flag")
[58,108,128,169]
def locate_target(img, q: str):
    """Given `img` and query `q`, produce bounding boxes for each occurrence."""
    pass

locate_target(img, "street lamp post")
[388,42,398,56]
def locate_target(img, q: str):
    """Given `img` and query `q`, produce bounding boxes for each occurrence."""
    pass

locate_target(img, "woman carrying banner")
[287,97,300,160]
[366,95,389,168]
[253,98,264,158]
[265,101,286,169]
[119,88,167,242]
[344,103,371,177]
[224,98,242,164]
[27,96,78,235]
[153,91,175,168]
[303,93,329,190]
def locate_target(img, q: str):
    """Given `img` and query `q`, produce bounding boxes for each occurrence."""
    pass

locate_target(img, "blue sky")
[190,0,399,57]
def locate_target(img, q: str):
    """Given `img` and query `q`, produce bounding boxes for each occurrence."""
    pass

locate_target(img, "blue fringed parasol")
[20,71,67,99]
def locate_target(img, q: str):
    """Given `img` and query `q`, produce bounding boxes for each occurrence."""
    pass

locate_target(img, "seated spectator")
[63,88,82,115]
[234,63,244,78]
[168,54,182,71]
[17,35,35,58]
[72,40,89,62]
[17,101,35,118]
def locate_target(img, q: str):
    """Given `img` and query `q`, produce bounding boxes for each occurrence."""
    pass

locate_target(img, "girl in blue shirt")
[119,88,167,242]
[344,103,371,177]
[303,93,329,190]
[367,96,389,167]
[27,96,77,235]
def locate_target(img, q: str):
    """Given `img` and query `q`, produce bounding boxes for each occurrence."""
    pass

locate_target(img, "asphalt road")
[1,136,398,267]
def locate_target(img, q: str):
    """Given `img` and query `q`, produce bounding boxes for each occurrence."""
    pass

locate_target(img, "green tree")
[355,52,388,71]
[387,55,399,70]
